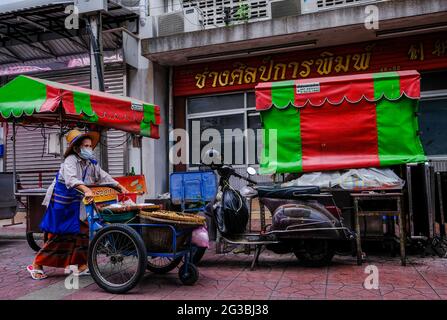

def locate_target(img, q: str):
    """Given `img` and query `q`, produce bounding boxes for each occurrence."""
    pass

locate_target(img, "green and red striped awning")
[255,70,426,174]
[0,75,160,139]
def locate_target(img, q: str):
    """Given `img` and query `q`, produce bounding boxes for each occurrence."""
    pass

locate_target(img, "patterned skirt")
[34,222,89,268]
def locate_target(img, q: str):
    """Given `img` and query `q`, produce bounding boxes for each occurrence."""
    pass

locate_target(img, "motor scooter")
[202,151,355,268]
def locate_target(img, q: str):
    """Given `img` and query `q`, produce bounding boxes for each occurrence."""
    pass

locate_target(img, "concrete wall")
[143,0,447,65]
[147,0,447,53]
[127,41,169,199]
[0,124,4,172]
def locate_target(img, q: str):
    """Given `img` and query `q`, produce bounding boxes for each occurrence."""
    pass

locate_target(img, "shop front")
[172,31,447,237]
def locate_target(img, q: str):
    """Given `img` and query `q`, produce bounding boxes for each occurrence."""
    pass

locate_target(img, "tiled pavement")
[1,238,447,300]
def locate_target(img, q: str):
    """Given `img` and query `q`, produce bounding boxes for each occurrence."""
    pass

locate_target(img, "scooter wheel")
[179,263,199,285]
[294,240,335,267]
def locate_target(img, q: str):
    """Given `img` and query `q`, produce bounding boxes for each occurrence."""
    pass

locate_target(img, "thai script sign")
[174,32,447,96]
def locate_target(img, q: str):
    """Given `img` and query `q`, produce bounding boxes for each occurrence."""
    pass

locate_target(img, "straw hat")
[64,129,100,158]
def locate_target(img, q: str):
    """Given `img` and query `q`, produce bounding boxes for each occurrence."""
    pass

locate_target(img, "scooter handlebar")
[201,162,257,184]
[230,170,257,185]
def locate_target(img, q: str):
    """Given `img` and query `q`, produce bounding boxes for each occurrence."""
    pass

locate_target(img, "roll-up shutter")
[101,67,129,177]
[5,65,128,188]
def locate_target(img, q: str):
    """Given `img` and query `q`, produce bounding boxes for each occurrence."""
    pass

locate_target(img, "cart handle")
[76,184,122,205]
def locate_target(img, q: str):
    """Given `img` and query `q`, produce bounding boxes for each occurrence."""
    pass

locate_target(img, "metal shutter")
[5,65,128,188]
[102,67,129,177]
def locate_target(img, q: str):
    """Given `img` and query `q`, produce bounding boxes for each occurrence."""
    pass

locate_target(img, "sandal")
[75,266,90,276]
[27,265,48,280]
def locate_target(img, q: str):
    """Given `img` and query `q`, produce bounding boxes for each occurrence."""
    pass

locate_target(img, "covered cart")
[0,75,205,293]
[255,70,428,262]
[0,75,160,249]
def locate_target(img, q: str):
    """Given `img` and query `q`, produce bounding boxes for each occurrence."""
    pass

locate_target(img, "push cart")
[84,185,202,294]
[0,75,184,293]
[0,75,161,255]
[16,189,47,251]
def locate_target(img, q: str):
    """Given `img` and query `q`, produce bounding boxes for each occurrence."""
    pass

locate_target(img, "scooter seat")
[256,186,320,199]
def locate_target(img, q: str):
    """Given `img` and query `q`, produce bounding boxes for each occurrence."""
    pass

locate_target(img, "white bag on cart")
[282,168,404,189]
[339,168,405,189]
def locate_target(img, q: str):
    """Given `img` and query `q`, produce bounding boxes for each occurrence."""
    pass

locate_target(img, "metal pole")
[406,164,415,237]
[424,162,435,238]
[437,172,446,238]
[88,13,105,92]
[168,66,174,176]
[59,110,64,163]
[87,12,108,171]
[12,121,17,194]
[140,137,143,175]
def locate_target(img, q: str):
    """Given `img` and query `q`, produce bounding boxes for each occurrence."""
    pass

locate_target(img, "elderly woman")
[27,130,128,280]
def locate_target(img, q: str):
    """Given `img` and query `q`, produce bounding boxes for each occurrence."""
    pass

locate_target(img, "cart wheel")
[178,263,199,286]
[88,224,147,294]
[147,256,182,274]
[26,232,48,252]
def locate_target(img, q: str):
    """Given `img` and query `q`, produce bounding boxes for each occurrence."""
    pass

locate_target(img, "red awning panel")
[0,75,161,139]
[256,70,421,110]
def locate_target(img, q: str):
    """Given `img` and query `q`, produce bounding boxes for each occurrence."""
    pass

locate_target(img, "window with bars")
[182,0,269,28]
[316,0,375,9]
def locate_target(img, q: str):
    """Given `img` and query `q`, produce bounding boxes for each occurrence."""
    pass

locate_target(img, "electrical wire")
[40,125,47,159]
[98,132,132,149]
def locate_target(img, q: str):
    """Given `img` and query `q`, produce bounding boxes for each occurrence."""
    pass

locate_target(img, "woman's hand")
[77,185,94,203]
[84,188,94,203]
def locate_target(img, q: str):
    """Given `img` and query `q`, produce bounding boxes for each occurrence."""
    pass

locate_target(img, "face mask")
[79,147,94,160]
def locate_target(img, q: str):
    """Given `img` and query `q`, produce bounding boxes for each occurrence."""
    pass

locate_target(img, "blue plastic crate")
[170,171,217,206]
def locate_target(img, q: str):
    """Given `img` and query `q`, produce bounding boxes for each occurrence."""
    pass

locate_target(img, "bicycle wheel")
[88,224,147,294]
[26,232,48,252]
[146,256,182,274]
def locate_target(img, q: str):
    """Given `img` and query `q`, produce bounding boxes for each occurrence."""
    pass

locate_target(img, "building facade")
[140,0,447,235]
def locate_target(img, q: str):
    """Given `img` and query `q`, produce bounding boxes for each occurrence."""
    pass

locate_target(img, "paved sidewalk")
[0,212,27,239]
[1,238,447,300]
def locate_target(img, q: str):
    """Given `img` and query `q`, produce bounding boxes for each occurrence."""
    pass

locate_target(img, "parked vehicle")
[201,149,355,268]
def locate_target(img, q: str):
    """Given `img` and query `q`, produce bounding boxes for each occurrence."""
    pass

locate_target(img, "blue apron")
[40,165,90,235]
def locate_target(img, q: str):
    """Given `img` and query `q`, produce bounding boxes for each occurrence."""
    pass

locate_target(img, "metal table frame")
[351,192,406,266]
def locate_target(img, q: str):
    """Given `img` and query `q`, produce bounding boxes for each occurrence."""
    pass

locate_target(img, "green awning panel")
[0,75,161,139]
[255,71,426,174]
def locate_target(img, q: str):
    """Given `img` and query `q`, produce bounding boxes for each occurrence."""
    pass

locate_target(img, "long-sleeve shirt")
[42,154,119,219]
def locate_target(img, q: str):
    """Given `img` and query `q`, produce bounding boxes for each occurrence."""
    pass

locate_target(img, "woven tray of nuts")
[139,210,206,225]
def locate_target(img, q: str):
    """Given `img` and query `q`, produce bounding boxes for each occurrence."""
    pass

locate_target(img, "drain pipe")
[168,66,174,176]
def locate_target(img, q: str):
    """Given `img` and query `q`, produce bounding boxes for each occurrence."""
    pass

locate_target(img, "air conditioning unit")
[300,0,319,13]
[113,0,143,14]
[301,0,373,14]
[74,0,108,14]
[269,0,301,19]
[157,8,203,37]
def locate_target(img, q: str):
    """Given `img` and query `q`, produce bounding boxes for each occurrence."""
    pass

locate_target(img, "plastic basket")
[170,171,217,205]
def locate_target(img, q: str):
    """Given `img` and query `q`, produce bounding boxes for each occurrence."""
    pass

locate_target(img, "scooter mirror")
[247,167,257,176]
